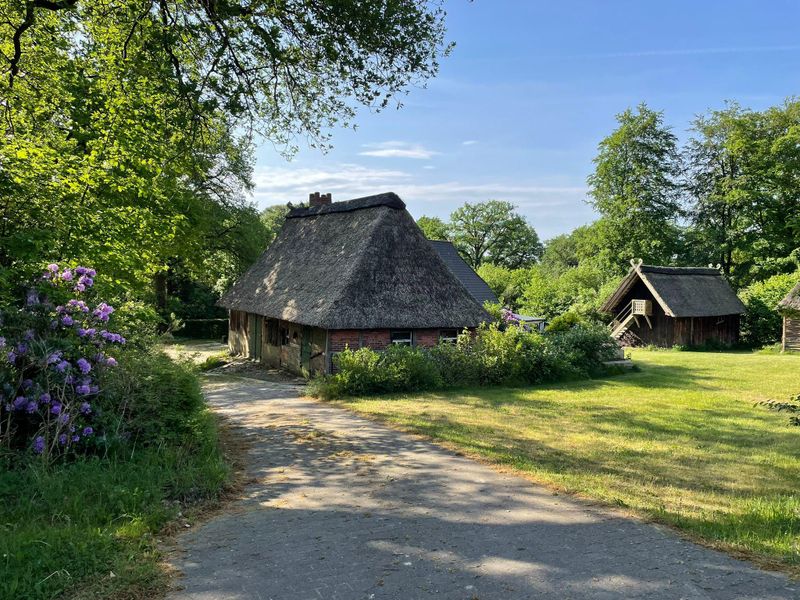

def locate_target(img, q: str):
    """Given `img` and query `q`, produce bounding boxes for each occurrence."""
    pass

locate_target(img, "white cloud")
[359,141,439,159]
[250,162,593,239]
[461,140,479,146]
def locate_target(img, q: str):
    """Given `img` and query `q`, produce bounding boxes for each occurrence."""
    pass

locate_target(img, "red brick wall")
[329,328,452,352]
[414,329,440,348]
[329,330,361,352]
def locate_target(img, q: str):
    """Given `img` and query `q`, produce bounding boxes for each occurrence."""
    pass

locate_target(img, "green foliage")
[416,215,450,240]
[519,263,618,319]
[545,311,588,332]
[685,101,800,286]
[587,103,683,272]
[740,271,799,347]
[477,263,531,306]
[0,0,449,307]
[312,324,619,398]
[759,394,800,426]
[95,348,205,447]
[0,354,228,600]
[449,200,543,269]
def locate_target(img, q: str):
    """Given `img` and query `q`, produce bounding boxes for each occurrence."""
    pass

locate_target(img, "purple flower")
[22,379,33,390]
[61,315,74,327]
[58,433,67,445]
[13,396,27,410]
[59,412,70,424]
[76,358,91,374]
[55,360,70,373]
[32,436,45,454]
[0,337,5,348]
[7,351,16,363]
[67,299,89,313]
[106,356,118,367]
[78,328,96,338]
[40,393,51,404]
[50,402,62,416]
[94,303,114,322]
[74,283,85,293]
[26,400,37,414]
[26,289,40,306]
[76,384,91,395]
[75,266,88,276]
[55,305,66,314]
[87,268,96,277]
[47,263,60,273]
[82,426,93,436]
[72,434,80,442]
[47,351,62,365]
[65,375,75,385]
[16,343,27,355]
[61,269,73,282]
[80,402,92,415]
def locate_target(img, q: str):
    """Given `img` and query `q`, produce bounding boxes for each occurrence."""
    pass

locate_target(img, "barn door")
[248,314,262,359]
[300,326,312,373]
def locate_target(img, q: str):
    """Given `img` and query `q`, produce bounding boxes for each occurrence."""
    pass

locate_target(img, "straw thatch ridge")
[601,264,745,317]
[778,281,800,316]
[219,193,490,329]
[429,240,499,306]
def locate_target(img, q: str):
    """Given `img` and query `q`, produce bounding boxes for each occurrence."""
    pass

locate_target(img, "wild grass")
[0,355,230,600]
[335,349,800,572]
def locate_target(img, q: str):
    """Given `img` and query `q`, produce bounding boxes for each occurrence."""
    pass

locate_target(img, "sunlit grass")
[336,350,800,571]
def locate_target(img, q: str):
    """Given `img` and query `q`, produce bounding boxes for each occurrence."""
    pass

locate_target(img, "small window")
[390,330,412,346]
[439,329,458,344]
[280,327,289,345]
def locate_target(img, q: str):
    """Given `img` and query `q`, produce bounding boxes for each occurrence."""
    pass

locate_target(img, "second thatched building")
[219,192,490,375]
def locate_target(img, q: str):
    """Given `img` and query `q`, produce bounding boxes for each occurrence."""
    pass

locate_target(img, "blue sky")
[252,0,800,240]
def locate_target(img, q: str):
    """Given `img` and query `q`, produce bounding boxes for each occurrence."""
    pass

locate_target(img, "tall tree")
[416,215,449,240]
[449,200,542,269]
[0,1,450,300]
[587,103,683,272]
[685,101,800,285]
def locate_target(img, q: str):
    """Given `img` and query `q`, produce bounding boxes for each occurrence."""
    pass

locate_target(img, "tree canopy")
[0,0,451,309]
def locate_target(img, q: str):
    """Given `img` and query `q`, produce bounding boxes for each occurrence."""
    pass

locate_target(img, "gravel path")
[168,378,797,600]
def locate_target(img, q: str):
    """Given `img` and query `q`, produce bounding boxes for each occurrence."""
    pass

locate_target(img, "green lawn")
[335,349,800,572]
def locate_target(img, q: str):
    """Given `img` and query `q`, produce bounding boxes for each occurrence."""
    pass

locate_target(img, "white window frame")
[439,329,459,344]
[390,330,413,346]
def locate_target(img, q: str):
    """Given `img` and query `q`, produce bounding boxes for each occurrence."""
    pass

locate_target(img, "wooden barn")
[778,281,800,352]
[219,192,489,376]
[601,261,745,347]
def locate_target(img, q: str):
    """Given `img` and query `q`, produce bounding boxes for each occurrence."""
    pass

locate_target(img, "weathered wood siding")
[784,317,800,352]
[611,279,740,347]
[228,309,249,355]
[257,317,327,376]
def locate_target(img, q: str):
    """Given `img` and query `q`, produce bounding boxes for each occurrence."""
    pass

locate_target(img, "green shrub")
[545,311,587,333]
[740,271,798,347]
[312,323,620,399]
[97,348,205,446]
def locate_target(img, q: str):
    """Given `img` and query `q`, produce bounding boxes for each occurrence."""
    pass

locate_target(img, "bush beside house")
[308,323,619,399]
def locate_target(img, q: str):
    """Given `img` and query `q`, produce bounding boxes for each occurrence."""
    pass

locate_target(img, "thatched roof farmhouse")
[778,281,800,352]
[220,192,490,375]
[601,260,745,347]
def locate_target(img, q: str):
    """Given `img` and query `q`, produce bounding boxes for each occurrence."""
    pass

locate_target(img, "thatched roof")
[778,281,800,316]
[219,193,490,329]
[429,241,499,306]
[601,264,745,317]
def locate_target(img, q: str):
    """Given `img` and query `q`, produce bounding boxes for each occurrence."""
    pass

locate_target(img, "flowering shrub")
[0,264,126,462]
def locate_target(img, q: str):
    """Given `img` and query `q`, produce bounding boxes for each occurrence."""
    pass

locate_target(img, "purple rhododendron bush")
[0,265,125,461]
[0,265,228,600]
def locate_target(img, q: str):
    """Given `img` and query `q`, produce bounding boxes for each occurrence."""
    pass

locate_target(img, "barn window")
[439,329,458,343]
[267,320,279,345]
[280,327,289,345]
[390,330,412,346]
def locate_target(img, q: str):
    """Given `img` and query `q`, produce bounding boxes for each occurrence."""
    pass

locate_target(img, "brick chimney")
[309,192,332,207]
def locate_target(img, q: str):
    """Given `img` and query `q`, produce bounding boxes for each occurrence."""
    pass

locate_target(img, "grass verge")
[333,349,800,574]
[0,408,231,600]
